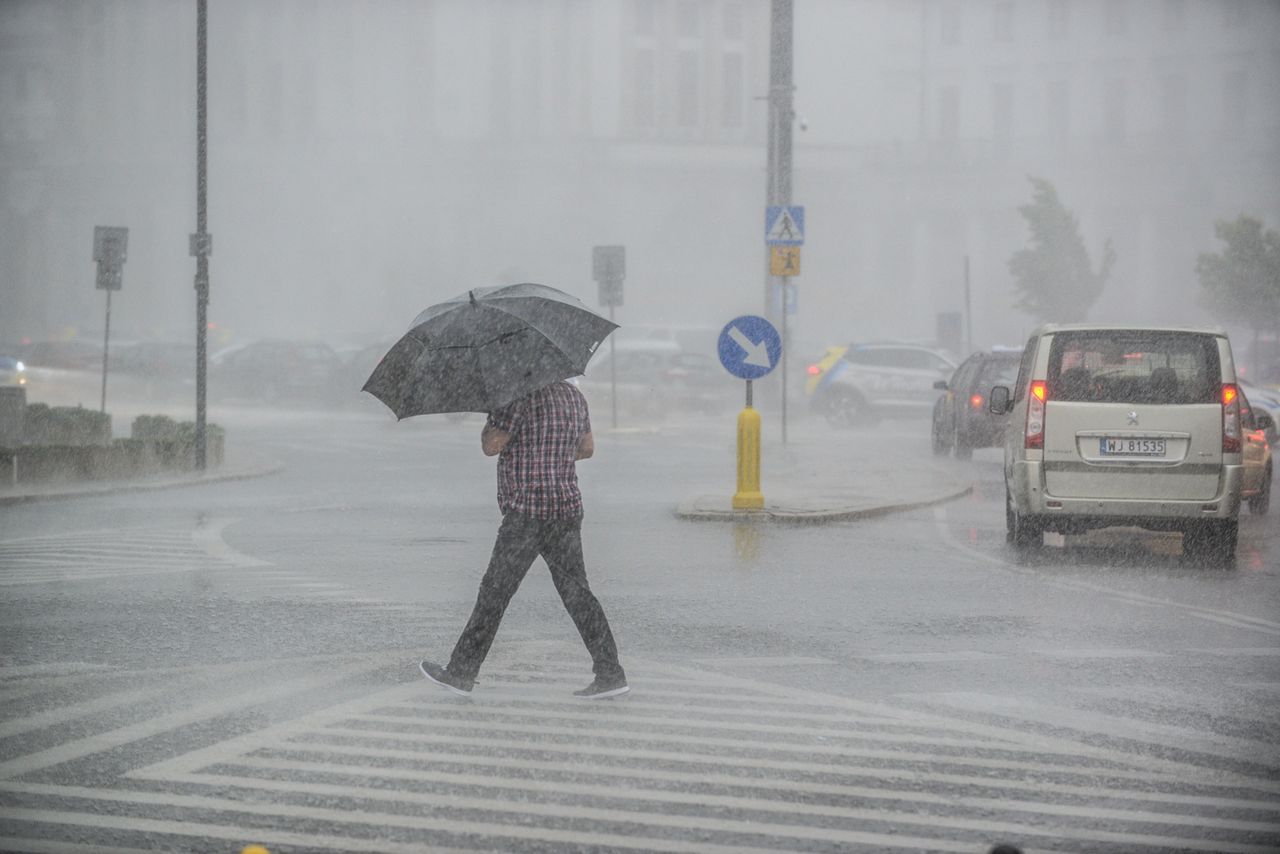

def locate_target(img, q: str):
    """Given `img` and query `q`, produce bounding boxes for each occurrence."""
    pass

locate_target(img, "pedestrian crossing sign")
[765,205,804,246]
[770,246,801,277]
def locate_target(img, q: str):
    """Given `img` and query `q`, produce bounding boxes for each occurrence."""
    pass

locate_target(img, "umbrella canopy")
[362,283,617,418]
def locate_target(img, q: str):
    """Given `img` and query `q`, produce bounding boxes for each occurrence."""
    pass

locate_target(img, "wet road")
[1,407,1278,852]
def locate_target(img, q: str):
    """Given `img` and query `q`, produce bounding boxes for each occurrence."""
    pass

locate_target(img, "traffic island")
[675,482,973,525]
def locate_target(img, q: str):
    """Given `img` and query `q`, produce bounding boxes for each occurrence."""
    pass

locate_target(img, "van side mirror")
[989,386,1011,414]
[933,379,949,391]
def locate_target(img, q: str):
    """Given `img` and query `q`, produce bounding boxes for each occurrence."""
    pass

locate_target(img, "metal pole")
[608,304,617,429]
[194,0,209,471]
[963,255,972,356]
[765,0,794,443]
[100,290,111,413]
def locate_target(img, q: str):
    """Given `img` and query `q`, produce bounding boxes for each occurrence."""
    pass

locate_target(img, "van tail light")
[1025,380,1047,449]
[969,394,985,410]
[1222,383,1241,453]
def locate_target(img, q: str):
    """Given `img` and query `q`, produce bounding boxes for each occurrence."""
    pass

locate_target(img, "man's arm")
[481,423,511,456]
[575,430,594,460]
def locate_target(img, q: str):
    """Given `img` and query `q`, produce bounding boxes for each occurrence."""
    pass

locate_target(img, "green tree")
[1008,177,1115,323]
[1195,215,1280,334]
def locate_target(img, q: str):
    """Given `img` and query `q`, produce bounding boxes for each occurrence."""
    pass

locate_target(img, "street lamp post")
[765,0,794,442]
[192,0,211,471]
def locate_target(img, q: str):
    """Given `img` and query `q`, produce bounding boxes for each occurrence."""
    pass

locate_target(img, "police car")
[805,342,957,427]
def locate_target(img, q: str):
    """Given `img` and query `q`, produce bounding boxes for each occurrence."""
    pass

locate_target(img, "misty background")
[2,0,1279,363]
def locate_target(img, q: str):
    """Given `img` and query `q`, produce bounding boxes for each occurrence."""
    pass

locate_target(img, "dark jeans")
[447,512,624,683]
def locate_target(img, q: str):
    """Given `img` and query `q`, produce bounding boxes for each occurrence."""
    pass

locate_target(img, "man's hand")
[481,423,511,456]
[575,431,594,460]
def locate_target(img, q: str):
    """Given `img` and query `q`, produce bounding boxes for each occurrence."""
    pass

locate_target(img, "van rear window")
[1047,331,1220,404]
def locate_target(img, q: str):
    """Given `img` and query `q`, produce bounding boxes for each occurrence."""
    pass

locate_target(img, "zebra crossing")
[0,518,362,601]
[1,645,1277,852]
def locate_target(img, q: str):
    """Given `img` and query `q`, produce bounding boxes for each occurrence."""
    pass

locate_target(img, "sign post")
[93,226,128,413]
[592,245,625,428]
[718,315,782,510]
[765,205,803,444]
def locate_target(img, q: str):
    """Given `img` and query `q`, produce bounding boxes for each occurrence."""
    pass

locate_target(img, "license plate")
[1100,437,1166,456]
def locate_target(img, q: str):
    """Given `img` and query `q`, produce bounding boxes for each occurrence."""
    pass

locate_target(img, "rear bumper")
[1009,460,1243,522]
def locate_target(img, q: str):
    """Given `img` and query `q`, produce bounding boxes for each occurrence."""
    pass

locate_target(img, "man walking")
[419,379,628,699]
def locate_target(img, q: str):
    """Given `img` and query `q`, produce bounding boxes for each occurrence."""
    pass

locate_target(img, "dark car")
[579,340,736,421]
[210,339,345,406]
[931,349,1021,458]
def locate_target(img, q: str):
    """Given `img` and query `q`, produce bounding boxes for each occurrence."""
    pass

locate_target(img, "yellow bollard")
[241,846,271,854]
[732,405,764,509]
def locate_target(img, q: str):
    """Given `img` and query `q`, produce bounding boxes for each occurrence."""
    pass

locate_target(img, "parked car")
[1238,389,1274,515]
[0,356,28,388]
[210,339,345,406]
[578,339,736,420]
[19,339,100,370]
[931,349,1021,458]
[990,324,1251,562]
[110,340,191,380]
[805,342,957,426]
[1240,380,1280,446]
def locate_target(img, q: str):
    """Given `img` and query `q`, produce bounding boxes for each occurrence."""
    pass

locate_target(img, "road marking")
[859,651,1003,662]
[931,506,1280,636]
[0,837,155,854]
[0,808,484,854]
[194,756,1280,836]
[905,691,1280,777]
[13,776,1277,854]
[0,655,394,780]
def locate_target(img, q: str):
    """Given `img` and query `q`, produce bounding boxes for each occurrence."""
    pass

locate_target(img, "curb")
[0,461,285,506]
[675,482,973,525]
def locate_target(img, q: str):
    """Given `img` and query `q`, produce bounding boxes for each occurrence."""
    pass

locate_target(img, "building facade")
[1,0,1277,359]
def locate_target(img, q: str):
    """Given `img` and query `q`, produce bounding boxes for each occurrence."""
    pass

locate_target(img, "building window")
[1048,0,1069,39]
[634,49,656,128]
[993,2,1014,42]
[1223,69,1247,131]
[676,50,700,127]
[723,1,743,39]
[940,3,962,46]
[636,0,656,36]
[677,0,699,38]
[1106,2,1127,36]
[938,85,960,140]
[1161,74,1186,136]
[992,82,1014,142]
[1104,77,1127,141]
[721,52,744,128]
[1224,2,1249,28]
[1048,79,1069,141]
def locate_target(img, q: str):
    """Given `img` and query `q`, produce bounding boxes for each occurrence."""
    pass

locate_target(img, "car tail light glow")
[807,364,821,376]
[1222,382,1241,453]
[1025,380,1047,449]
[969,394,984,410]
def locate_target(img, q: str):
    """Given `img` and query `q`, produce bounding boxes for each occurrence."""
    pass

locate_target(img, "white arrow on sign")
[729,326,773,368]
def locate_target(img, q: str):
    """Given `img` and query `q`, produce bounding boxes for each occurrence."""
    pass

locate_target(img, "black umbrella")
[362,283,617,419]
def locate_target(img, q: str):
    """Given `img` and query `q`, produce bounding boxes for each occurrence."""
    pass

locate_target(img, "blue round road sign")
[718,315,782,380]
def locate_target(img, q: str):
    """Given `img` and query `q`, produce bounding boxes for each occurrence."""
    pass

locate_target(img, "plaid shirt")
[487,381,591,519]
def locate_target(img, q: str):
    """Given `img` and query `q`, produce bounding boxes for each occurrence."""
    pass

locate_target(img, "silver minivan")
[989,324,1245,561]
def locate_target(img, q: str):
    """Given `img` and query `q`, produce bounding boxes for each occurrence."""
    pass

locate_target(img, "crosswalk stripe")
[218,753,1280,835]
[0,788,990,854]
[302,724,1211,788]
[909,692,1280,777]
[0,657,394,780]
[0,808,485,854]
[248,738,1280,813]
[0,836,156,854]
[353,709,1066,754]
